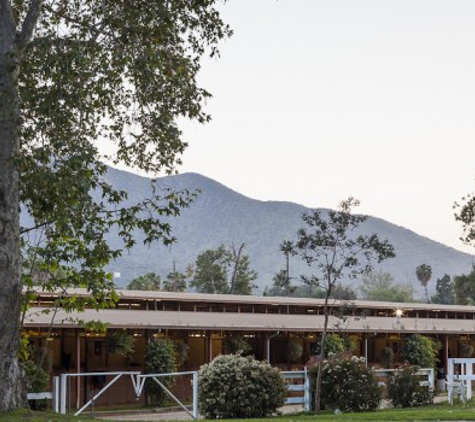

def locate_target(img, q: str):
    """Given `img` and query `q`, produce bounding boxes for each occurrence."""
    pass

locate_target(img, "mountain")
[22,167,475,296]
[98,168,475,296]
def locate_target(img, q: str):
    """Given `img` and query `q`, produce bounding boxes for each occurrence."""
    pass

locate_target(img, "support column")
[365,337,368,367]
[207,332,213,363]
[75,331,81,409]
[445,335,449,378]
[265,335,270,362]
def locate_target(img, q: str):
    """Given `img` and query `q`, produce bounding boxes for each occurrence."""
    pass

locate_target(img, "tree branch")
[18,0,44,50]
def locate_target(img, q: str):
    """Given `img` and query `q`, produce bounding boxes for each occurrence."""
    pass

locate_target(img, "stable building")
[23,288,475,408]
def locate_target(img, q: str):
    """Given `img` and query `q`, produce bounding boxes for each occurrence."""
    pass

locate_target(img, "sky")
[175,0,475,255]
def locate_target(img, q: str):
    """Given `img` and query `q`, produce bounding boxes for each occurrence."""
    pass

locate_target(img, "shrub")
[105,330,135,357]
[312,333,351,358]
[144,339,177,406]
[399,334,440,368]
[287,342,303,362]
[22,344,52,411]
[198,354,286,419]
[387,366,434,408]
[223,334,252,355]
[22,360,49,410]
[309,352,382,412]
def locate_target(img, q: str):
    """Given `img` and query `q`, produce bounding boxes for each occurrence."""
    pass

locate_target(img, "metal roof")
[30,287,475,314]
[24,307,475,335]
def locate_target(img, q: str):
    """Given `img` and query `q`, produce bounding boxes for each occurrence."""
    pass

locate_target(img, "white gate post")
[52,376,60,413]
[60,374,68,414]
[192,372,198,420]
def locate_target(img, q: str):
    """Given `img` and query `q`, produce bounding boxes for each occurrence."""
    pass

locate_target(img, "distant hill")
[22,167,475,297]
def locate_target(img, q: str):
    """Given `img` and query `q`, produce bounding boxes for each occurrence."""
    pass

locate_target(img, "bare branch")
[20,219,55,234]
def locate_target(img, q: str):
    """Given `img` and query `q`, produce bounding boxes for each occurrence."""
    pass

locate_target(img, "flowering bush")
[198,354,286,419]
[309,352,382,411]
[387,365,434,408]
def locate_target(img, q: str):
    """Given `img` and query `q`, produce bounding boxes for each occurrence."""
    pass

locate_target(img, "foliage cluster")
[387,366,434,408]
[399,334,440,368]
[309,352,382,412]
[282,197,395,411]
[312,333,347,358]
[22,360,49,411]
[431,274,455,305]
[21,344,54,411]
[144,339,177,406]
[198,354,286,419]
[415,264,432,302]
[127,273,162,291]
[190,244,257,295]
[360,270,415,302]
[454,265,475,305]
[105,331,135,357]
[223,335,252,355]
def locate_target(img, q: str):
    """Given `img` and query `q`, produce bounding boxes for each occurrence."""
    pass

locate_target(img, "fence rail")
[280,369,311,411]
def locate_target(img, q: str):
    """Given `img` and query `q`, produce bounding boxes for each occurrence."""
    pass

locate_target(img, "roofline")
[27,287,475,313]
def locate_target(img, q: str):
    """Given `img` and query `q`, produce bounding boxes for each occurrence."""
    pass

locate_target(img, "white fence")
[27,376,60,413]
[57,370,198,418]
[373,368,435,390]
[280,369,311,412]
[42,368,310,417]
[447,358,475,400]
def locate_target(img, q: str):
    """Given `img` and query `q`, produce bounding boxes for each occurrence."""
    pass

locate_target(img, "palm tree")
[416,264,432,302]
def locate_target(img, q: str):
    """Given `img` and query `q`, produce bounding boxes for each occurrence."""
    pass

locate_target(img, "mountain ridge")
[102,168,475,296]
[20,166,475,297]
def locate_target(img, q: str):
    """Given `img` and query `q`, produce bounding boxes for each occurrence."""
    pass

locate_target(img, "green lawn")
[2,402,475,422]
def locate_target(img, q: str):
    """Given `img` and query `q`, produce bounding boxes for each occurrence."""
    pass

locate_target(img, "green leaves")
[15,0,230,318]
[285,197,395,290]
[190,243,257,295]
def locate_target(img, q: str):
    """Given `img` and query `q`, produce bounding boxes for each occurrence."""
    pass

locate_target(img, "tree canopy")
[0,0,231,410]
[431,274,455,305]
[415,264,432,302]
[127,272,162,291]
[360,270,415,303]
[190,244,257,295]
[163,266,189,292]
[454,265,475,305]
[283,197,395,411]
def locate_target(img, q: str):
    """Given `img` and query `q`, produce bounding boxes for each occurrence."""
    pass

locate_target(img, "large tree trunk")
[0,0,27,411]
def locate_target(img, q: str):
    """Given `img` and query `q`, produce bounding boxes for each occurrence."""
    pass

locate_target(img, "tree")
[0,1,231,410]
[190,244,257,295]
[267,269,297,297]
[454,265,475,305]
[162,263,189,292]
[431,274,455,305]
[127,272,161,291]
[416,264,432,303]
[360,270,415,302]
[455,190,475,246]
[229,243,257,295]
[284,197,395,412]
[190,245,231,294]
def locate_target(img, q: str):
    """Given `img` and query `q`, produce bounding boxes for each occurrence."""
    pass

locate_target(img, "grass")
[3,401,475,422]
[0,409,106,422]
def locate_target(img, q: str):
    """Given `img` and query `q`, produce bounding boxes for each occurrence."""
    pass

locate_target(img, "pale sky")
[172,0,475,255]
